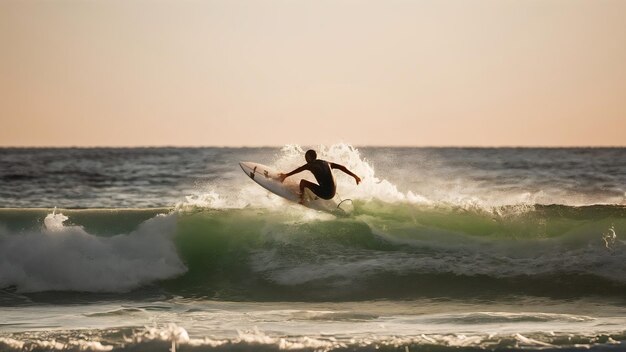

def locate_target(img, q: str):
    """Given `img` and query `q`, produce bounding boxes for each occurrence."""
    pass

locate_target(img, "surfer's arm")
[278,165,309,182]
[330,163,361,185]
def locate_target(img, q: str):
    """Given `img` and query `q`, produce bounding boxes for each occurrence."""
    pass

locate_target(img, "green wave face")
[1,204,625,300]
[165,203,626,300]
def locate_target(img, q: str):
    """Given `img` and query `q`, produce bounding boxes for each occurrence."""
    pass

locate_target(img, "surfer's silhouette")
[279,149,361,204]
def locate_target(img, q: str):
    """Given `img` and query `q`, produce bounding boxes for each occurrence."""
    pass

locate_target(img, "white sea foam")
[274,144,431,204]
[0,211,187,292]
[178,143,432,211]
[3,323,617,352]
[178,143,608,213]
[0,337,113,351]
[126,324,342,351]
[43,207,68,231]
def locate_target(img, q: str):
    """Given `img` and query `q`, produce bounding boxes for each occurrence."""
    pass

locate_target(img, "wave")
[0,203,624,299]
[167,203,626,300]
[1,323,625,352]
[0,210,186,293]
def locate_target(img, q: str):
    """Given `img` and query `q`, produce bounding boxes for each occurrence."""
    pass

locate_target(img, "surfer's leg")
[299,180,335,202]
[299,180,324,203]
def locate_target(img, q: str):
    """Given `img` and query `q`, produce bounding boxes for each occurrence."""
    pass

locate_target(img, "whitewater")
[0,144,625,351]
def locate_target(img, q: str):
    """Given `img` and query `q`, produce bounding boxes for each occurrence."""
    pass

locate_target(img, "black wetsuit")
[299,159,336,200]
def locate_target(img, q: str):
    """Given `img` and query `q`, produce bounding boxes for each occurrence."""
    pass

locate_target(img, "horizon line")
[1,145,624,149]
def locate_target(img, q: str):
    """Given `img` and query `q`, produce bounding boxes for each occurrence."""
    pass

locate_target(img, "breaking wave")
[0,203,624,300]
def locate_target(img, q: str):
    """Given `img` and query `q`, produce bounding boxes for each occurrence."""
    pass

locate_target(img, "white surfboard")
[239,162,352,214]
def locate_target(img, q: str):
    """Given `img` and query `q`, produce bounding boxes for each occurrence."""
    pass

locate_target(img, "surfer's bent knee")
[299,179,334,200]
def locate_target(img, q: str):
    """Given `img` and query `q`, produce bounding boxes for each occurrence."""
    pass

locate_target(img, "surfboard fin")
[337,199,352,208]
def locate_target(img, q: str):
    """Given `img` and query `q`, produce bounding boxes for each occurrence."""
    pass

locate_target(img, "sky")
[1,0,625,147]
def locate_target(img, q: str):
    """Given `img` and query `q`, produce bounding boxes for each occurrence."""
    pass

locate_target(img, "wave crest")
[0,211,186,293]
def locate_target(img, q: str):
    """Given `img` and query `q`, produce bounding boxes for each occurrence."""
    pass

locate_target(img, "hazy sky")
[1,0,625,147]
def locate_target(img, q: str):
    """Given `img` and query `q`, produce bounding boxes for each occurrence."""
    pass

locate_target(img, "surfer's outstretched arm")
[279,165,309,182]
[330,163,361,184]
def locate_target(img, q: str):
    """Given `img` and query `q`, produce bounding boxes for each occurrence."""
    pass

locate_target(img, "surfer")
[279,149,361,203]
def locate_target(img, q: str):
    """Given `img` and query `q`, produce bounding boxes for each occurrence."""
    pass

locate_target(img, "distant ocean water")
[1,145,625,352]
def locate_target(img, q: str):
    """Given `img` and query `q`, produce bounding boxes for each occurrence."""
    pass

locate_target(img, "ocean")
[0,144,625,351]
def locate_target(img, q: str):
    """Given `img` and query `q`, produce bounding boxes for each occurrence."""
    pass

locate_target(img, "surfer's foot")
[298,193,305,204]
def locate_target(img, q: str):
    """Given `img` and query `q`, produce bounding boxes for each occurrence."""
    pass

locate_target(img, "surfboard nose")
[239,162,256,177]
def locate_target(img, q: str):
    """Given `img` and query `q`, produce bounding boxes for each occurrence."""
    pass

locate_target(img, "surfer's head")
[305,149,317,162]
